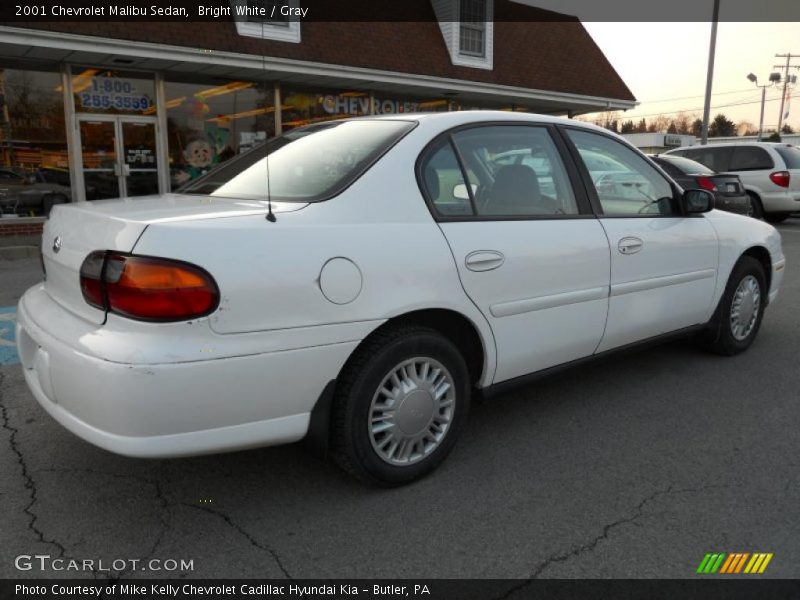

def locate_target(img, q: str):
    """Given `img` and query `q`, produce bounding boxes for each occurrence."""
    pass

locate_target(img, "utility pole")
[774,53,800,133]
[700,0,720,145]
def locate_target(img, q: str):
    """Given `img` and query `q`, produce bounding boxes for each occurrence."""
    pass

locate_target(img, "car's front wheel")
[331,325,471,486]
[700,256,767,355]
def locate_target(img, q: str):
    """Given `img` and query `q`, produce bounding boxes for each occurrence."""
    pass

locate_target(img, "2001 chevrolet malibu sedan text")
[16,112,785,485]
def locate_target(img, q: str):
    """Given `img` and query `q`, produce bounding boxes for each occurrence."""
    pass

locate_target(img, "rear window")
[774,145,800,169]
[178,120,415,202]
[657,155,715,175]
[729,146,774,171]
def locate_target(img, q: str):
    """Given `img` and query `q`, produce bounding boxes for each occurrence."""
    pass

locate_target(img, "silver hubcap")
[730,275,761,341]
[368,357,456,466]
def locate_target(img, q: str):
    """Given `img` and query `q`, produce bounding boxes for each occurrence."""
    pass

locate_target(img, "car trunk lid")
[41,194,307,324]
[708,173,744,196]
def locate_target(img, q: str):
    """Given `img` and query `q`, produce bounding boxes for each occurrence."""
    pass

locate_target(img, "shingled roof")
[12,0,635,102]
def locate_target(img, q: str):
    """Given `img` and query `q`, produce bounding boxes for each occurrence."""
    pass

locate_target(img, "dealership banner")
[3,579,800,600]
[2,0,800,22]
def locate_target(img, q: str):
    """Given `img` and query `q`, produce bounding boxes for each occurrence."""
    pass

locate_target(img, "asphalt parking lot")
[1,219,799,582]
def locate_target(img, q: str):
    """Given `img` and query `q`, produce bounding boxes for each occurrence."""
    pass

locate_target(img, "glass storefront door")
[77,116,161,200]
[121,121,158,197]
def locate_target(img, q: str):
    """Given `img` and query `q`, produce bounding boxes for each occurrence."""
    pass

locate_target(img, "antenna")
[261,15,276,223]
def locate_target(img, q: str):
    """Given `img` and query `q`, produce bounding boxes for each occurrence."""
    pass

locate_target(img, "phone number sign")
[78,76,152,112]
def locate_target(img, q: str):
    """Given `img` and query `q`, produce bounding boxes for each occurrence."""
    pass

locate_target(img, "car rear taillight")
[79,251,219,321]
[769,171,790,188]
[696,176,718,192]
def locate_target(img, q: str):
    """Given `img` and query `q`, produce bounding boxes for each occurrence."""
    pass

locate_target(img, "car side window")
[419,140,474,217]
[729,146,774,171]
[567,129,675,216]
[449,125,579,217]
[681,147,731,172]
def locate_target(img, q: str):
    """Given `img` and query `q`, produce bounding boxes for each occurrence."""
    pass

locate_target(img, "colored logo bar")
[697,552,773,574]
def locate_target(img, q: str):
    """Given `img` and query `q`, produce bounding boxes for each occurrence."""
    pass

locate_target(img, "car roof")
[349,110,615,134]
[671,141,790,150]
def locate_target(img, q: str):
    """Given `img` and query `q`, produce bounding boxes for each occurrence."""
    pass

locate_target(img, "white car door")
[419,124,611,384]
[563,128,719,352]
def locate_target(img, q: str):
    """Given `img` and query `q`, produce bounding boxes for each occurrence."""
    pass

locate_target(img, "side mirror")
[682,189,714,213]
[453,183,477,200]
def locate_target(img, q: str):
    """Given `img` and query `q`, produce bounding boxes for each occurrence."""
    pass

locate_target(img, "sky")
[581,22,800,132]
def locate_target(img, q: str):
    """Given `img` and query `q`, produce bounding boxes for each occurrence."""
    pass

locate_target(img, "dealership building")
[0,0,635,235]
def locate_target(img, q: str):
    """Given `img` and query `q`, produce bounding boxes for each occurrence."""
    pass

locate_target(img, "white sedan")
[16,112,785,485]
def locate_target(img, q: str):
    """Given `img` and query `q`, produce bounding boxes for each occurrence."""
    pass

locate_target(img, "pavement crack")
[0,371,69,559]
[497,483,729,599]
[181,501,293,579]
[34,466,293,580]
[35,467,174,580]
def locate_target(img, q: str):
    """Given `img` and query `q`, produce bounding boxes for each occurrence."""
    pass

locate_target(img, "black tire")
[699,256,767,356]
[331,325,471,486]
[746,192,763,220]
[764,212,790,224]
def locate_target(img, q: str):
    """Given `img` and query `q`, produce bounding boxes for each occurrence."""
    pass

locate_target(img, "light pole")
[747,72,780,141]
[700,0,720,145]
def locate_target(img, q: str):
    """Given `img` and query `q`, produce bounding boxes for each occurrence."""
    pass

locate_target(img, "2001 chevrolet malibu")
[17,112,785,485]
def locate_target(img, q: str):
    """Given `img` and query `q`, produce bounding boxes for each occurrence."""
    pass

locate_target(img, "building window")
[164,77,275,190]
[232,0,301,43]
[71,68,156,116]
[0,64,71,217]
[246,0,289,26]
[459,0,487,57]
[280,89,450,132]
[432,0,493,70]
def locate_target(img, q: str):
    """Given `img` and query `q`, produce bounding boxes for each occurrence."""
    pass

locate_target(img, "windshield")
[659,155,715,175]
[178,119,415,202]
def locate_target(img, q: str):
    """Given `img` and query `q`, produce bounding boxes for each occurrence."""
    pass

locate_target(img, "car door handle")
[618,237,643,255]
[465,250,505,272]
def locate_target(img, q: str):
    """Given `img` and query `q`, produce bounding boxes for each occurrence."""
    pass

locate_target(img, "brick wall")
[0,221,45,237]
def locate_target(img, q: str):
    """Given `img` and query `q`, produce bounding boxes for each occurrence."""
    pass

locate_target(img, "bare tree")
[736,120,758,136]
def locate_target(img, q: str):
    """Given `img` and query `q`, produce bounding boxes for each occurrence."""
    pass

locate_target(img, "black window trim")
[555,124,694,219]
[414,121,596,223]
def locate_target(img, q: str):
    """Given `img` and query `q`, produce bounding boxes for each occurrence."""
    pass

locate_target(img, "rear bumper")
[16,285,358,458]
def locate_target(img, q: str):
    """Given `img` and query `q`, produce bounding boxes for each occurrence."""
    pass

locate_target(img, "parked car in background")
[17,113,785,486]
[0,168,70,217]
[650,155,751,216]
[665,143,800,222]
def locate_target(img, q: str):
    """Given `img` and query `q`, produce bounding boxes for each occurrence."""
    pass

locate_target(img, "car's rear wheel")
[764,212,790,224]
[331,325,470,486]
[746,192,763,219]
[699,256,766,355]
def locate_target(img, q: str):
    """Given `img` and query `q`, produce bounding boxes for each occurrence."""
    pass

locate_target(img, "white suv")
[666,142,800,223]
